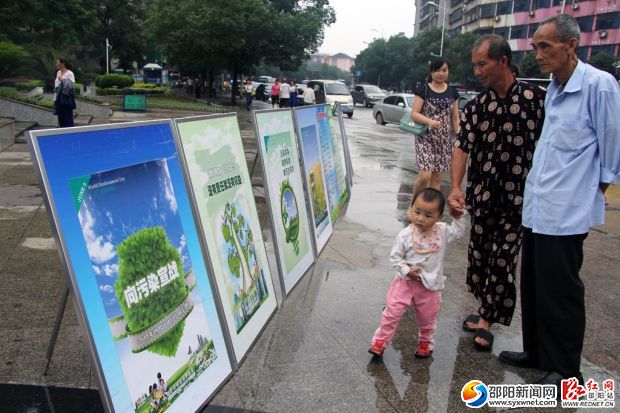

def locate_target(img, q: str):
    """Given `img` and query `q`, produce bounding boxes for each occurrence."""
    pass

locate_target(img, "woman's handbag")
[399,85,428,135]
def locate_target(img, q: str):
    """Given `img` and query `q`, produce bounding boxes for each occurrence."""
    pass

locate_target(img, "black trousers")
[56,103,74,127]
[521,227,587,377]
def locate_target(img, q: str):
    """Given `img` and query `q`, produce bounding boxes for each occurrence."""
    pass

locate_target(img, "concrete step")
[74,115,92,126]
[14,121,37,143]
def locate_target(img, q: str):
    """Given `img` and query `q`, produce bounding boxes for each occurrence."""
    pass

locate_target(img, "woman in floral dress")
[410,58,460,195]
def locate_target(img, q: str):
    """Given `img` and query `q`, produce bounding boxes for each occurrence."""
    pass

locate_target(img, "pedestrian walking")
[499,14,620,389]
[195,78,202,99]
[369,188,468,358]
[271,80,280,108]
[53,58,76,128]
[244,80,253,111]
[290,80,298,107]
[410,58,460,195]
[279,80,291,108]
[448,35,546,351]
[304,84,316,105]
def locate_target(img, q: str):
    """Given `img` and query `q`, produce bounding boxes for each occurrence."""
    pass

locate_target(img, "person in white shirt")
[369,188,468,358]
[279,80,291,107]
[54,58,76,127]
[304,85,315,105]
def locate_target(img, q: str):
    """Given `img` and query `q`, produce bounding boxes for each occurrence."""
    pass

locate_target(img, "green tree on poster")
[222,202,256,299]
[115,226,187,357]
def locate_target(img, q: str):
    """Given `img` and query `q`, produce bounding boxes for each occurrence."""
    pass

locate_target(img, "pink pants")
[372,276,442,349]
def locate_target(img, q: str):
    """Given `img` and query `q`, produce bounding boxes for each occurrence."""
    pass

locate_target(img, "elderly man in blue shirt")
[498,14,620,389]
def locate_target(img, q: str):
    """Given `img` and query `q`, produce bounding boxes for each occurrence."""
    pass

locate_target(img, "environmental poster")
[321,105,350,221]
[293,106,333,253]
[254,109,314,294]
[29,121,232,413]
[175,114,277,362]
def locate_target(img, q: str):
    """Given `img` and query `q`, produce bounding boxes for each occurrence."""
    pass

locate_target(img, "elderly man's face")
[532,23,575,76]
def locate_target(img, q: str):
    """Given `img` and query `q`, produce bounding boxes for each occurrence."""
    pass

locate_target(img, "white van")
[306,80,354,118]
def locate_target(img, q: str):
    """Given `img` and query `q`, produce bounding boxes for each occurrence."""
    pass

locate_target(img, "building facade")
[310,53,356,72]
[414,0,619,63]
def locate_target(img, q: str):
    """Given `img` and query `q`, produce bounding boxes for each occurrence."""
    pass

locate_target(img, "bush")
[97,87,165,96]
[15,80,45,91]
[95,74,134,89]
[0,87,54,108]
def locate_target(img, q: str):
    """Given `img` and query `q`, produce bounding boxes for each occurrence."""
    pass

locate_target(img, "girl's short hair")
[411,188,445,214]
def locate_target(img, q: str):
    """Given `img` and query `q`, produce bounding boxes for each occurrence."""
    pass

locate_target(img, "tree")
[444,32,477,86]
[588,52,618,78]
[519,51,544,78]
[147,0,335,104]
[407,28,443,88]
[0,42,31,80]
[355,38,389,87]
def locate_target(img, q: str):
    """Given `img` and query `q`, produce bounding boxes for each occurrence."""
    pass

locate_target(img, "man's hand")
[408,267,422,281]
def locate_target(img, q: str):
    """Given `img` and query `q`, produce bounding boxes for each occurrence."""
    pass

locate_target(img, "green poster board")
[123,95,147,111]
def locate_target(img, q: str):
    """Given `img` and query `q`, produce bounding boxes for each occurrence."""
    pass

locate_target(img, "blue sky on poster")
[77,159,191,318]
[318,0,416,58]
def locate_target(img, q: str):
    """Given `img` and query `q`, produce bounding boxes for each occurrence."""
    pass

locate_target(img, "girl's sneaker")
[368,339,385,357]
[414,342,433,358]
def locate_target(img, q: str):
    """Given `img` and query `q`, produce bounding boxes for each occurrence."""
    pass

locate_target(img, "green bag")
[399,85,428,135]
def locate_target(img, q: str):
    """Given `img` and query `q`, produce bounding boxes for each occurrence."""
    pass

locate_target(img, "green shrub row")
[0,87,54,108]
[96,87,165,96]
[15,80,45,91]
[94,74,134,89]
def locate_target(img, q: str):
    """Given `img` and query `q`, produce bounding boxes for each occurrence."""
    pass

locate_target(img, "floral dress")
[414,83,459,172]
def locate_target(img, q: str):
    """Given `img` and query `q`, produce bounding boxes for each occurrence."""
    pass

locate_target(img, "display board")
[325,105,351,220]
[253,109,315,295]
[333,103,354,188]
[293,105,333,253]
[28,121,232,413]
[173,114,277,364]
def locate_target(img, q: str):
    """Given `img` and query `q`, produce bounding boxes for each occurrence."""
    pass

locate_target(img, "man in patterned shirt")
[448,35,546,351]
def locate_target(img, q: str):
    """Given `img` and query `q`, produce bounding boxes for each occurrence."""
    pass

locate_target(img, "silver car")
[372,93,415,125]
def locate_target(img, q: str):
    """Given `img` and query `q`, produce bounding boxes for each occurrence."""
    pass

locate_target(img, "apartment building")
[414,0,619,63]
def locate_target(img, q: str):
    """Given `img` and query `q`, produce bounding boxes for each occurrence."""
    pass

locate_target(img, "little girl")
[369,188,468,358]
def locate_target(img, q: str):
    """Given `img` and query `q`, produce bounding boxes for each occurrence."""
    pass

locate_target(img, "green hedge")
[0,87,54,108]
[15,80,45,91]
[96,87,165,96]
[95,74,134,89]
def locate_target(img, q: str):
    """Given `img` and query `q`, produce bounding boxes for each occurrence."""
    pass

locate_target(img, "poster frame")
[172,113,278,368]
[333,103,354,188]
[252,108,315,297]
[292,104,333,255]
[27,120,234,413]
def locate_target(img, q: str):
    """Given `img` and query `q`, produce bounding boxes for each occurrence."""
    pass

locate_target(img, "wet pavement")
[0,104,619,412]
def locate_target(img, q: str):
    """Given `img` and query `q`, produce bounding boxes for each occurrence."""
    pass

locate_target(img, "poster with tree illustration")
[293,106,333,253]
[175,114,277,362]
[71,159,220,412]
[254,110,314,295]
[29,121,231,413]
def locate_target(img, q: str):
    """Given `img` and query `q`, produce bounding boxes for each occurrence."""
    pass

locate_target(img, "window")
[528,23,539,38]
[590,45,615,57]
[576,16,594,33]
[511,25,528,39]
[577,48,588,61]
[451,0,463,6]
[494,27,510,39]
[465,8,479,24]
[496,1,513,15]
[448,26,462,37]
[595,13,620,31]
[395,97,405,106]
[383,96,396,105]
[553,0,571,5]
[450,8,463,23]
[476,27,494,36]
[534,0,550,8]
[514,0,529,12]
[480,4,495,18]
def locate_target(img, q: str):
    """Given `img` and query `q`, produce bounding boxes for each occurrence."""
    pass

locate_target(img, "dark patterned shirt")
[455,81,546,213]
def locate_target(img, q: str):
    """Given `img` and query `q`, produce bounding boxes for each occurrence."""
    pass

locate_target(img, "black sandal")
[462,314,480,332]
[473,328,494,351]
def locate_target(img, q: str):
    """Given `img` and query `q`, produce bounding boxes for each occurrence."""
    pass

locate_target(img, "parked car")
[351,84,386,107]
[458,91,478,112]
[372,93,415,125]
[306,80,354,117]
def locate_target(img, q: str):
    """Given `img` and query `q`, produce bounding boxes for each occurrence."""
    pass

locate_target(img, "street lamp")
[105,38,111,74]
[426,1,446,57]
